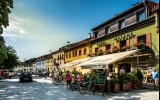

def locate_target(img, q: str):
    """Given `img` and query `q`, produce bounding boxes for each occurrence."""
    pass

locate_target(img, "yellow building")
[44,54,53,73]
[64,34,92,74]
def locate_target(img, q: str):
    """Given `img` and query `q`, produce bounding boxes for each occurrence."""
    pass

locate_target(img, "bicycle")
[79,78,95,94]
[54,76,64,85]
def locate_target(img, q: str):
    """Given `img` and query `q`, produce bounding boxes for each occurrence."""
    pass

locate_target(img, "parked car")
[19,72,33,82]
[4,70,9,78]
[38,71,42,76]
[8,69,14,77]
[41,71,46,77]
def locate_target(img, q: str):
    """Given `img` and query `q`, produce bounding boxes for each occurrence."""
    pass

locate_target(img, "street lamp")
[137,47,139,72]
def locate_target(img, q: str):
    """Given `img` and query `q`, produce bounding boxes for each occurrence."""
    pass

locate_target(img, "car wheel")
[9,77,11,79]
[30,80,33,82]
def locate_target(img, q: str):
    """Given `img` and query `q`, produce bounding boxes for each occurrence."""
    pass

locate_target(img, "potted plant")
[131,76,139,89]
[136,70,144,88]
[111,78,120,93]
[118,73,132,91]
[97,50,104,56]
[112,46,119,53]
[104,50,112,55]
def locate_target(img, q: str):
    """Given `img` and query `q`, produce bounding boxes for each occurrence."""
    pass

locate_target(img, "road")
[0,75,159,100]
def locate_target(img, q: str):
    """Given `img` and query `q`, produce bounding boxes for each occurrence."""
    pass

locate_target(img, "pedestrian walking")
[151,68,159,90]
[66,71,71,90]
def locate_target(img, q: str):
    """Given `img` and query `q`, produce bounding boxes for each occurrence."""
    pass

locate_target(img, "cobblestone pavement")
[0,75,159,100]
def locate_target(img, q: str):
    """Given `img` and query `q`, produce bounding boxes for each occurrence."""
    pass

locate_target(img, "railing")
[88,42,158,57]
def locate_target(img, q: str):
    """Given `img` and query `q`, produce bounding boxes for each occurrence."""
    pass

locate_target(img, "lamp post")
[137,47,139,72]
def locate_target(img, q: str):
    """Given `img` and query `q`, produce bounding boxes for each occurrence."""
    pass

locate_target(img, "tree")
[0,0,13,34]
[1,45,19,69]
[0,0,13,65]
[0,36,7,65]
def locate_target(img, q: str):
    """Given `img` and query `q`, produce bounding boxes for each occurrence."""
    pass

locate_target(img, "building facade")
[64,35,92,73]
[23,58,37,72]
[89,1,158,74]
[44,54,53,72]
[36,56,45,71]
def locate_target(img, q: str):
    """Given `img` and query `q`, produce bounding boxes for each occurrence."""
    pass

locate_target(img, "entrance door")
[119,63,131,73]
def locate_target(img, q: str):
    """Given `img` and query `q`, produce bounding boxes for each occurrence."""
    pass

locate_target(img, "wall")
[65,44,89,63]
[45,58,53,72]
[91,22,159,71]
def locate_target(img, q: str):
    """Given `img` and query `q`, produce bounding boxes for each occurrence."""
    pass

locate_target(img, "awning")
[75,50,138,69]
[59,57,95,69]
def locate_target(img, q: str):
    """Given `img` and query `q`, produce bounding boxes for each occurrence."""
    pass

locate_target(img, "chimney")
[114,14,118,17]
[88,33,91,38]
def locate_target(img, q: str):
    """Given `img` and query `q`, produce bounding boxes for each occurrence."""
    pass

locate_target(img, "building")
[36,56,45,71]
[52,43,77,71]
[44,54,53,72]
[14,62,24,72]
[23,58,37,72]
[88,1,158,74]
[64,34,92,73]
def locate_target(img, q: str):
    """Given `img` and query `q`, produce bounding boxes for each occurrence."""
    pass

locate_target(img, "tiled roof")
[64,37,93,51]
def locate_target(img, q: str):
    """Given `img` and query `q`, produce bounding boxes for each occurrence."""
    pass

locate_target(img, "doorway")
[118,63,131,73]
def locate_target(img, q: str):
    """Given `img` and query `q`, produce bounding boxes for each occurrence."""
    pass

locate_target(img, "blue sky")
[2,0,158,62]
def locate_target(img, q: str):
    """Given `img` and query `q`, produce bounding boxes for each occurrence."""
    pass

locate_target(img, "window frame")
[137,10,145,22]
[84,48,87,55]
[79,50,82,56]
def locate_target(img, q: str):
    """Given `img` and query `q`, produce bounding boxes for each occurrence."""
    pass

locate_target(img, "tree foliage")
[1,45,19,69]
[0,0,13,34]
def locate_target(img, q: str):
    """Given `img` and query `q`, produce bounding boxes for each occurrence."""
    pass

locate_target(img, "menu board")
[96,71,105,84]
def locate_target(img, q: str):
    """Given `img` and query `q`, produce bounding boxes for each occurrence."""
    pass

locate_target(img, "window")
[105,27,110,34]
[62,54,63,59]
[105,44,111,50]
[57,55,59,58]
[72,51,74,57]
[119,20,125,29]
[84,48,86,55]
[66,54,68,58]
[69,53,71,58]
[120,40,126,47]
[79,50,82,56]
[95,47,99,53]
[138,35,146,43]
[137,12,145,22]
[75,51,77,56]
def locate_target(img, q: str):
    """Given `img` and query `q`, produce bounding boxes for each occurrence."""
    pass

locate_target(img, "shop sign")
[96,72,105,84]
[91,58,112,63]
[114,32,135,41]
[97,41,107,47]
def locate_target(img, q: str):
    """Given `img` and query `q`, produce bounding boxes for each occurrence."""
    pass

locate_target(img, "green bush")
[111,78,119,84]
[132,76,139,84]
[130,70,137,76]
[137,70,144,81]
[118,73,132,83]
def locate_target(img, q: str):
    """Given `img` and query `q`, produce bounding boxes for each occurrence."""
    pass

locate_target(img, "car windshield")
[4,71,8,72]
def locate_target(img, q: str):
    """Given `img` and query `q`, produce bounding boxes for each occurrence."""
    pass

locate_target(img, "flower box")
[134,42,145,47]
[120,82,132,91]
[112,46,119,52]
[121,45,129,50]
[111,84,120,93]
[104,50,112,54]
[132,83,138,89]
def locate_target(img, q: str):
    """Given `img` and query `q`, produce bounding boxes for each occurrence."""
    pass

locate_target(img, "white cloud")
[11,37,17,41]
[19,29,28,34]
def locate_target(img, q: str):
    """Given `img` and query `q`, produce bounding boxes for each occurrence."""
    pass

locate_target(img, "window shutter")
[117,42,120,48]
[146,33,151,48]
[126,39,130,46]
[133,37,137,45]
[111,43,114,51]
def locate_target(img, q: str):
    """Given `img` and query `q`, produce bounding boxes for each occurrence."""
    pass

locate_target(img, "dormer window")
[119,20,125,29]
[137,11,145,22]
[105,27,110,34]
